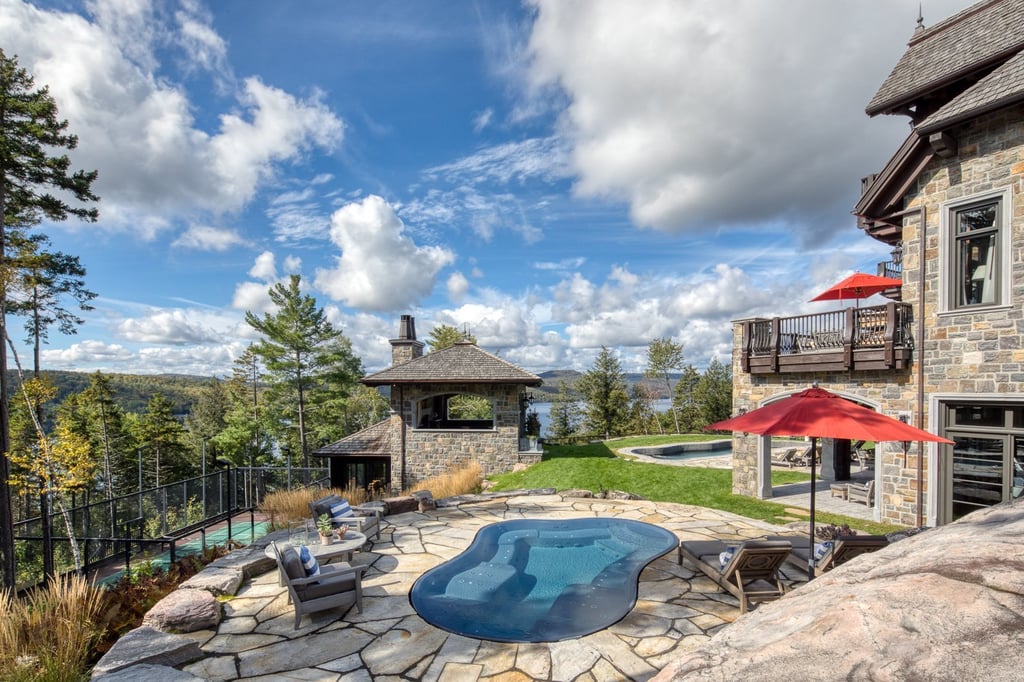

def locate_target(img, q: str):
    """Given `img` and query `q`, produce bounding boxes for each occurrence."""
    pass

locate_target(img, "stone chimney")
[390,314,424,366]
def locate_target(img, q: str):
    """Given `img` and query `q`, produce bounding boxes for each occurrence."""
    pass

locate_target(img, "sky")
[0,0,974,378]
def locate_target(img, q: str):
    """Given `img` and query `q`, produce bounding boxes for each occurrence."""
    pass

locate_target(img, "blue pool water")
[409,518,678,642]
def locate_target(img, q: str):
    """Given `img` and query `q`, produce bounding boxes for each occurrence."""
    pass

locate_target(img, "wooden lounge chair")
[270,541,365,629]
[310,494,382,540]
[847,480,875,506]
[771,448,799,468]
[766,534,889,573]
[792,444,817,467]
[677,539,791,613]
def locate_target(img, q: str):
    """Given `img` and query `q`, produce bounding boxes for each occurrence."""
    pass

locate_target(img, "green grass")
[489,439,900,535]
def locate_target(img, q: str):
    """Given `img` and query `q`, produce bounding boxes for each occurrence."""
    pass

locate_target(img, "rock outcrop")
[653,497,1024,681]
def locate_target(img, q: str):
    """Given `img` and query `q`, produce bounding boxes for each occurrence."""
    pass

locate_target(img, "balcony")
[741,302,913,375]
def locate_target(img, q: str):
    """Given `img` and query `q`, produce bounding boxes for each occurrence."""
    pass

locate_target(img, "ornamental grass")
[0,573,106,682]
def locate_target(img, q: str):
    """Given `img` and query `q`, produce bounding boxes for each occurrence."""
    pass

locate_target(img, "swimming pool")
[631,439,732,459]
[409,518,678,642]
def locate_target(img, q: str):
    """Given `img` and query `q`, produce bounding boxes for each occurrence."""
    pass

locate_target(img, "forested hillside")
[9,370,210,415]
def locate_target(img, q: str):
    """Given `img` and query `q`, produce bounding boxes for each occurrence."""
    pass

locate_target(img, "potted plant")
[316,513,334,545]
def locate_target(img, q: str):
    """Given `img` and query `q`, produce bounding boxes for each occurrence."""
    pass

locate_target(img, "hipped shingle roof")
[312,418,391,457]
[361,341,542,386]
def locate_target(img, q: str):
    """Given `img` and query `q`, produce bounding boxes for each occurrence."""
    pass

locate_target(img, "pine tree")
[548,380,582,443]
[245,275,361,476]
[0,49,99,586]
[694,358,733,429]
[577,347,629,440]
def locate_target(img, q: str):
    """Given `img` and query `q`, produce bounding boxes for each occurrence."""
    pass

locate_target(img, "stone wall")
[388,383,524,491]
[729,103,1024,527]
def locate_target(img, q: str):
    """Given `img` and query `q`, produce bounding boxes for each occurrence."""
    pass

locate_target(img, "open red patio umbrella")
[706,386,952,579]
[810,272,902,306]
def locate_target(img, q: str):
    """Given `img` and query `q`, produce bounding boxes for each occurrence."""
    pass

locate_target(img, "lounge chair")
[310,494,382,540]
[847,480,875,506]
[792,444,817,467]
[270,541,365,629]
[771,448,799,468]
[677,539,791,613]
[766,534,889,573]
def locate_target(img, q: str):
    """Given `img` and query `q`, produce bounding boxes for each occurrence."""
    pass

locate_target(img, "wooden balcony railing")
[741,302,913,375]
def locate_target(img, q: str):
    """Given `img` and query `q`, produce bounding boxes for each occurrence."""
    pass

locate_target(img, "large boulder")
[653,497,1024,681]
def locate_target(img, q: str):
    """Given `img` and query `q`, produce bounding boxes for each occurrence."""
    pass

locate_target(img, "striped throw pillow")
[330,500,354,522]
[298,545,320,577]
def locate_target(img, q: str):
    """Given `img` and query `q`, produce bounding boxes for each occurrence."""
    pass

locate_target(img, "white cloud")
[41,339,135,366]
[446,272,470,302]
[172,224,248,251]
[115,308,225,344]
[473,107,494,132]
[314,195,456,311]
[0,1,344,233]
[524,0,966,245]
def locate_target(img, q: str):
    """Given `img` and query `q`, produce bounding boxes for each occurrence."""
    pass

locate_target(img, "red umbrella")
[707,387,952,579]
[810,272,902,305]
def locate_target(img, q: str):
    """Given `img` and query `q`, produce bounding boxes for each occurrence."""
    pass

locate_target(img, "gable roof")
[361,341,543,386]
[867,0,1024,118]
[312,418,391,457]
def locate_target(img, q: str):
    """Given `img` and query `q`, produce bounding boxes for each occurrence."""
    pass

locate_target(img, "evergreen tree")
[644,337,684,433]
[0,49,99,587]
[426,324,475,351]
[577,347,629,440]
[625,383,657,436]
[672,365,702,432]
[694,358,733,429]
[184,378,229,476]
[214,346,275,468]
[131,393,187,488]
[77,372,130,500]
[245,275,361,475]
[8,233,95,374]
[548,380,582,443]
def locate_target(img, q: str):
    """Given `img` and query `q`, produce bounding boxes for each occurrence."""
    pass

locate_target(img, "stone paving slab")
[180,495,805,681]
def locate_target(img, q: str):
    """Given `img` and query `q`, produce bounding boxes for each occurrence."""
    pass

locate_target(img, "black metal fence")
[12,466,328,588]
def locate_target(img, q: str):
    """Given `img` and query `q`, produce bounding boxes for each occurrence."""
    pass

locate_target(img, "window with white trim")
[941,188,1011,311]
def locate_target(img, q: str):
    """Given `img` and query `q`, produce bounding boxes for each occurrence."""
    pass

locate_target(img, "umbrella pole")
[808,436,817,581]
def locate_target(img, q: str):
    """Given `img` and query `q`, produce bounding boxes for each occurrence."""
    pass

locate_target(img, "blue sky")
[0,0,972,377]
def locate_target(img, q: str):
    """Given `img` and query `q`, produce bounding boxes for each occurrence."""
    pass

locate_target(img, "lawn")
[488,438,900,535]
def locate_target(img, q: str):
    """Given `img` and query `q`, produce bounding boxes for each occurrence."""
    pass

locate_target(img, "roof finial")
[914,3,925,33]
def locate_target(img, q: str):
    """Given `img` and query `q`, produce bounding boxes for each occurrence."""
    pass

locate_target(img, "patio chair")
[766,534,889,573]
[310,494,382,540]
[270,541,365,629]
[847,480,875,506]
[771,448,799,468]
[792,444,817,467]
[677,539,791,613]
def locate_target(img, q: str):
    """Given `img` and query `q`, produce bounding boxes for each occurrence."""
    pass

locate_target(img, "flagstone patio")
[179,494,808,681]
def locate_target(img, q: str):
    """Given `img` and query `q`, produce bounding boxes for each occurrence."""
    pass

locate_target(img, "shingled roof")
[312,418,391,456]
[866,0,1024,118]
[361,341,543,386]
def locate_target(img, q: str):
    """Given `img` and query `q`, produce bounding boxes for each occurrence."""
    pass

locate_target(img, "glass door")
[1013,438,1024,501]
[949,435,1005,520]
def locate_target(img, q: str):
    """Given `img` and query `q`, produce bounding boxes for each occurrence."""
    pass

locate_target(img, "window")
[941,188,1011,311]
[416,393,494,429]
